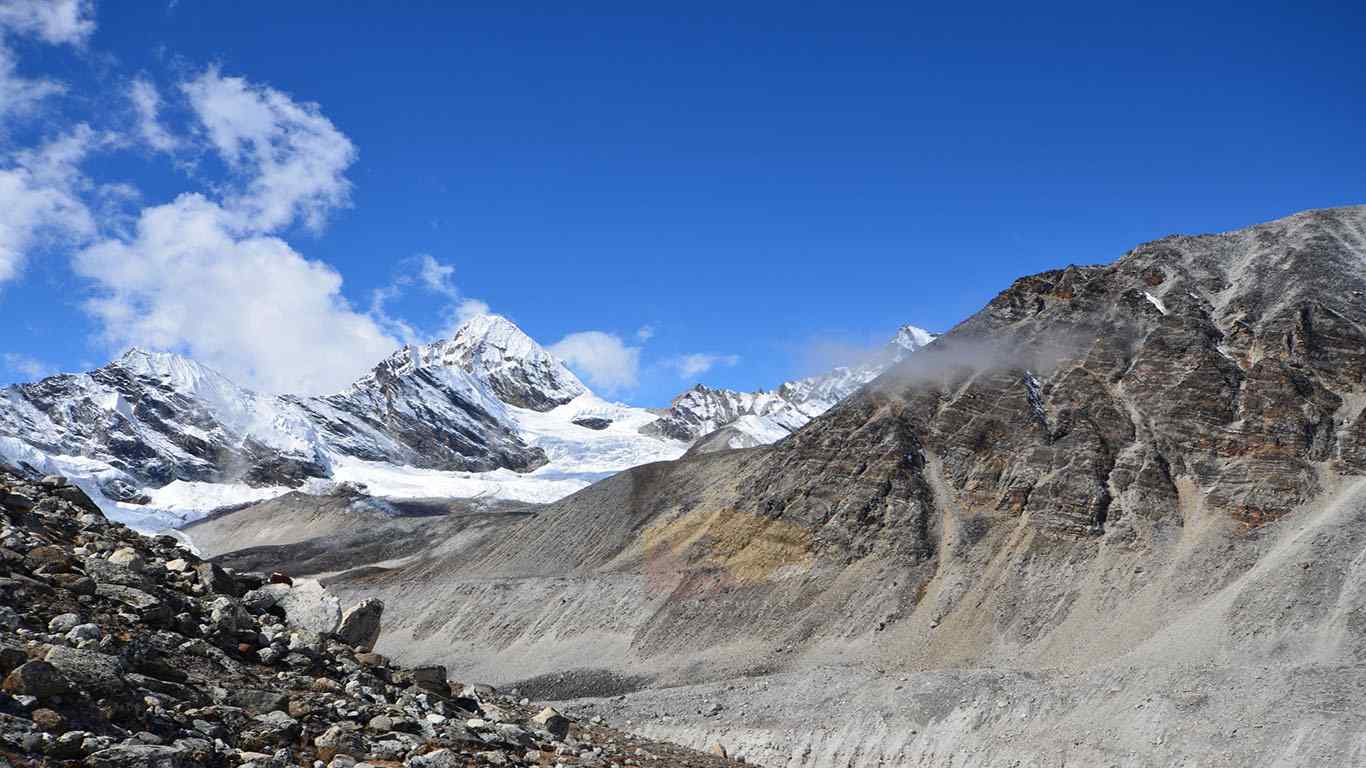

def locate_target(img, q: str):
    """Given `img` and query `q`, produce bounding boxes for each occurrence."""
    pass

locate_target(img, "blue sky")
[0,0,1362,405]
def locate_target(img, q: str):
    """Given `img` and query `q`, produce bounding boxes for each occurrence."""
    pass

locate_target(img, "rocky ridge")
[0,464,739,768]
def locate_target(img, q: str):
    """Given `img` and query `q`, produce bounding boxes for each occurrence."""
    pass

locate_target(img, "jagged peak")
[108,347,242,392]
[892,325,936,351]
[371,313,586,411]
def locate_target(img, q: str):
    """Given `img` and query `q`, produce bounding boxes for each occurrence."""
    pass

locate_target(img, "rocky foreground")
[0,466,740,768]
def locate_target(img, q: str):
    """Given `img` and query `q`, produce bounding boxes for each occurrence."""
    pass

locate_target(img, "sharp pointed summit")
[424,313,587,411]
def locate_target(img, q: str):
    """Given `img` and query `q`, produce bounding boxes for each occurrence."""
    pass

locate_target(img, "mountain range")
[0,312,933,530]
[181,205,1366,767]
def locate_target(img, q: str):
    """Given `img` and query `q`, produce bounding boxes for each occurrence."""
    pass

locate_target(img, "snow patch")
[1144,291,1169,315]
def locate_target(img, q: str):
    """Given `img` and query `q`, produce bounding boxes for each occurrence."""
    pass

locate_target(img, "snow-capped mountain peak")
[428,313,586,411]
[646,324,938,448]
[891,324,935,353]
[112,347,234,390]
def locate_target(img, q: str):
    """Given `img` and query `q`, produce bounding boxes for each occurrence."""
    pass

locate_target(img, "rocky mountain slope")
[0,464,741,767]
[646,325,934,450]
[191,205,1366,767]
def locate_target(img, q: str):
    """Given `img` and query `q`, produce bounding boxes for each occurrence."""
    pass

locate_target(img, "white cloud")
[3,352,52,380]
[664,352,740,379]
[0,125,98,283]
[0,0,93,124]
[453,298,489,323]
[549,331,640,393]
[129,78,179,152]
[417,253,457,297]
[74,70,399,395]
[635,324,656,342]
[74,192,399,394]
[181,68,355,233]
[0,0,94,45]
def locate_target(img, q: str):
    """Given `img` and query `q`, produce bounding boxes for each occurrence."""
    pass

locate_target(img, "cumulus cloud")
[75,193,398,394]
[3,352,52,380]
[549,331,640,393]
[75,69,400,395]
[0,0,100,284]
[180,68,356,233]
[664,352,740,380]
[129,79,179,152]
[0,126,98,283]
[635,324,656,342]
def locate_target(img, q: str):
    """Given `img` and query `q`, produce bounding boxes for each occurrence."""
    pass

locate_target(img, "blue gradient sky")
[1,0,1362,405]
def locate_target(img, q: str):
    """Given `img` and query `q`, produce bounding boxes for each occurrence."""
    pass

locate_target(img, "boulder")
[238,711,300,752]
[44,647,127,698]
[194,561,239,596]
[337,598,383,651]
[396,665,447,693]
[87,744,190,768]
[2,661,71,699]
[274,580,342,634]
[47,613,81,634]
[107,548,144,572]
[407,749,464,768]
[530,706,571,740]
[230,688,289,715]
[314,722,365,761]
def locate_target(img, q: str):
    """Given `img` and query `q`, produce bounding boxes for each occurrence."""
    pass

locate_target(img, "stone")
[274,580,342,634]
[23,545,69,570]
[530,706,571,740]
[242,584,287,613]
[407,749,464,768]
[314,723,364,761]
[494,723,534,747]
[208,596,251,633]
[238,711,300,751]
[53,573,96,595]
[0,605,19,629]
[107,548,145,572]
[30,707,65,733]
[231,688,290,714]
[367,714,394,732]
[355,651,387,667]
[164,558,189,572]
[47,613,81,634]
[86,744,190,768]
[0,644,28,674]
[337,598,383,651]
[2,661,71,699]
[397,665,447,693]
[44,646,127,698]
[66,623,102,642]
[194,561,239,596]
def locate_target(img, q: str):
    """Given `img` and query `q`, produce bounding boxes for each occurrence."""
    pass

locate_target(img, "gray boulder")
[274,580,342,634]
[87,744,189,768]
[2,661,71,699]
[337,598,383,651]
[44,647,127,698]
